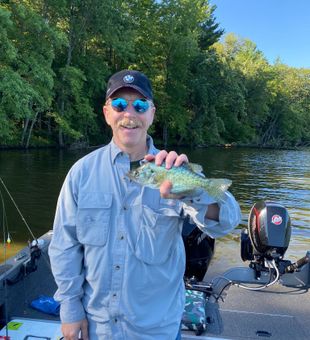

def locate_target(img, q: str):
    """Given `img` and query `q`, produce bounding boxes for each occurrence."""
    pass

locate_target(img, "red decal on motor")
[271,214,282,225]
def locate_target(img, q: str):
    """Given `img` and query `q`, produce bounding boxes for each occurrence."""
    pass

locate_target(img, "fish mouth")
[118,119,141,130]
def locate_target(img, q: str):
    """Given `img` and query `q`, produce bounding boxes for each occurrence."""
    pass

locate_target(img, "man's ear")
[150,104,156,125]
[103,105,111,126]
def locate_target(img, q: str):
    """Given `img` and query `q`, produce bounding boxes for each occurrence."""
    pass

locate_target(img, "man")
[49,70,241,339]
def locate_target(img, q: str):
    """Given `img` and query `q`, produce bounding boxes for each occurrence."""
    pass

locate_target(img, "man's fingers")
[144,151,189,169]
[174,153,188,167]
[154,150,168,166]
[144,154,155,162]
[160,180,172,197]
[165,151,178,169]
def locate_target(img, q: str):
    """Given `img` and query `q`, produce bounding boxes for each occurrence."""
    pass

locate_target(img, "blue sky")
[210,0,310,69]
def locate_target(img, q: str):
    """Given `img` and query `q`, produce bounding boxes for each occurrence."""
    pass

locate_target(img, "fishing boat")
[0,198,309,339]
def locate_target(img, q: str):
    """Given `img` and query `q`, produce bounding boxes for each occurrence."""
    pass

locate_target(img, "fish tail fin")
[204,178,232,200]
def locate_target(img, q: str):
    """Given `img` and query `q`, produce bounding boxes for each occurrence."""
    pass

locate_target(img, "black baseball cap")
[105,70,153,100]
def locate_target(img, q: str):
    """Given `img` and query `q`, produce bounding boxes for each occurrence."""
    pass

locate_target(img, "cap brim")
[106,85,152,100]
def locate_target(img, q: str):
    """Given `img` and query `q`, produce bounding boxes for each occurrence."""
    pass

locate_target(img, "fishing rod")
[0,186,10,339]
[0,177,52,281]
[0,177,37,242]
[0,176,51,338]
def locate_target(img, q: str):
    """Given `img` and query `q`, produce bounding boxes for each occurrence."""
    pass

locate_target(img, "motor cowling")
[248,201,291,259]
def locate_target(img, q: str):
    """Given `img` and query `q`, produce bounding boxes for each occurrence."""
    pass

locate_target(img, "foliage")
[0,1,309,148]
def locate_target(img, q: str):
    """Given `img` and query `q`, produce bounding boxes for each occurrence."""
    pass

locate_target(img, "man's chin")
[119,137,143,149]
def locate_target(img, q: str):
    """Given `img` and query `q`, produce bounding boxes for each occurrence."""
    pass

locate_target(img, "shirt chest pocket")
[134,202,182,265]
[76,192,112,246]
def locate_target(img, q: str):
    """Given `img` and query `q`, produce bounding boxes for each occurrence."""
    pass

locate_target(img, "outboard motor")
[184,200,309,297]
[238,201,310,287]
[241,201,291,262]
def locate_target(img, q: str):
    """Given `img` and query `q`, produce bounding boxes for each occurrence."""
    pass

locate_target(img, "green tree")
[213,34,274,144]
[49,0,136,146]
[0,2,61,147]
[1,0,309,148]
[0,6,18,142]
[130,0,223,147]
[263,63,310,146]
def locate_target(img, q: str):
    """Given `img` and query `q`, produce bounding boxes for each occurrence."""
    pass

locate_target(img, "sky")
[210,0,310,69]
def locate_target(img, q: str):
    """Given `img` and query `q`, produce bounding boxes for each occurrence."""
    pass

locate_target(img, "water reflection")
[0,147,309,266]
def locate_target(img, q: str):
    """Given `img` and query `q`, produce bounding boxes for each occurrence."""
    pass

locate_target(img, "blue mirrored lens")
[132,99,149,113]
[111,98,149,113]
[111,98,128,112]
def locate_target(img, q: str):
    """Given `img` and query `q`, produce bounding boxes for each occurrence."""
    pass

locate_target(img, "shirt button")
[115,265,120,270]
[114,318,118,323]
[113,293,117,297]
[123,205,127,210]
[119,235,124,240]
[85,215,93,222]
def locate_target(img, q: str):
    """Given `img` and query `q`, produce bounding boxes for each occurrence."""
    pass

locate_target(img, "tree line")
[1,0,309,149]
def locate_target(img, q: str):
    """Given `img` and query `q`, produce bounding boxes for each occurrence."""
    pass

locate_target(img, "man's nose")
[123,104,137,116]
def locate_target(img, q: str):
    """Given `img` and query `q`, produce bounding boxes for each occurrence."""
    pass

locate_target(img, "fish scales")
[127,162,232,200]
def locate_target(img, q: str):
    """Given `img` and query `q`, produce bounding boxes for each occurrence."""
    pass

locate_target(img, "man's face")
[103,88,155,152]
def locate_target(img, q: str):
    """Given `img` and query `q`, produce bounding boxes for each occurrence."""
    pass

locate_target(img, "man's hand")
[61,319,89,340]
[145,150,188,199]
[145,150,220,220]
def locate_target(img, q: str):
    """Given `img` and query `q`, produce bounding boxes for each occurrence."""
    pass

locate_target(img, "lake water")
[0,146,309,271]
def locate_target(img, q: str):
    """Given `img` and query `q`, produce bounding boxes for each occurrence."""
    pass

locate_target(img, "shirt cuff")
[182,191,241,238]
[181,192,217,226]
[59,298,86,323]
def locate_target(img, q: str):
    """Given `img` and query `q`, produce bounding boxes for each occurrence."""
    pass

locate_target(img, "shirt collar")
[110,135,158,164]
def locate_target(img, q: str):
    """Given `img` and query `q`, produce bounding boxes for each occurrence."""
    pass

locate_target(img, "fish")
[127,161,232,200]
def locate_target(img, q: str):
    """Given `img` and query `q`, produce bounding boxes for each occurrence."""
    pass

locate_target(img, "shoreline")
[0,143,309,152]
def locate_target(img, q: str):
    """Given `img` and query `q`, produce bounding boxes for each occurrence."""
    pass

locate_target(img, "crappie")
[127,161,232,200]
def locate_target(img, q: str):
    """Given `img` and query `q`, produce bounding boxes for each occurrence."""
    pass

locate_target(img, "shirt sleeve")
[181,191,242,238]
[48,167,86,323]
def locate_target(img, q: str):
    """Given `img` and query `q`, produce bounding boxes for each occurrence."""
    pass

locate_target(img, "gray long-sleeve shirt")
[49,137,241,339]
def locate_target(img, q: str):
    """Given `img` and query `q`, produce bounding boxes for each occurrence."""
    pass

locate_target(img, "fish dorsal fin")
[185,162,203,174]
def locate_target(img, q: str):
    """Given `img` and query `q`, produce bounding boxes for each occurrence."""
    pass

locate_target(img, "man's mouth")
[118,119,141,129]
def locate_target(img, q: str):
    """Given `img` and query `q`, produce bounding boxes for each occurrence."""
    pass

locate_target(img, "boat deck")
[0,233,309,339]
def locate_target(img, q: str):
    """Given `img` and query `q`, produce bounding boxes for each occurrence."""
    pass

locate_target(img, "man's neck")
[127,145,148,161]
[113,139,148,161]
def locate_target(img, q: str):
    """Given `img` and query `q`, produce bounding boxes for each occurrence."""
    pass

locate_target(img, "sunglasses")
[111,97,150,114]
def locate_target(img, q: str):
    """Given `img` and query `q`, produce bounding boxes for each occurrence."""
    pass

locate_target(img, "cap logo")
[123,75,134,83]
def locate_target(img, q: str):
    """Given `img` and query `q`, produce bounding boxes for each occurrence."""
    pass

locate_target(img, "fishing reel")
[241,201,309,281]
